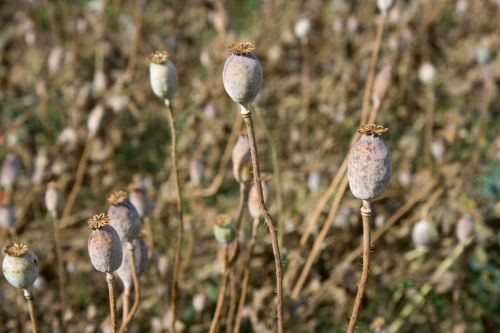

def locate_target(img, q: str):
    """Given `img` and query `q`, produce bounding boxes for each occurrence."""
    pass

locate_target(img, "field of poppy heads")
[0,0,499,332]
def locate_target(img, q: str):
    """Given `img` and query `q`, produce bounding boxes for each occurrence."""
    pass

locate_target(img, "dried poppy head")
[45,181,62,217]
[213,214,235,245]
[87,213,123,273]
[456,214,474,244]
[232,135,252,184]
[149,50,178,102]
[223,42,263,108]
[248,177,272,219]
[412,219,436,248]
[2,242,39,289]
[107,191,141,242]
[348,124,391,201]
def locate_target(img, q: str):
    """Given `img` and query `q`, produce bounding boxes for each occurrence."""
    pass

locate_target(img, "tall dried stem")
[209,247,230,333]
[23,289,39,333]
[165,100,184,333]
[241,106,284,333]
[233,217,259,333]
[346,200,372,333]
[106,273,118,333]
[50,213,66,329]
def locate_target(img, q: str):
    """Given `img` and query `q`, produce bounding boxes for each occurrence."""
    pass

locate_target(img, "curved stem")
[119,244,141,333]
[106,273,118,333]
[165,100,184,333]
[346,200,372,333]
[359,13,387,125]
[61,136,95,221]
[209,247,230,333]
[233,217,259,333]
[241,107,284,333]
[51,213,66,329]
[23,289,39,333]
[225,271,237,333]
[122,287,130,323]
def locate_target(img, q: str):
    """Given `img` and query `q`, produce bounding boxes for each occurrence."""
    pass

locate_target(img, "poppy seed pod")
[232,135,252,184]
[2,242,39,289]
[0,204,15,229]
[149,50,178,101]
[1,153,21,190]
[223,42,263,108]
[87,213,123,273]
[248,179,271,219]
[128,184,150,218]
[348,124,391,201]
[294,18,312,41]
[371,65,392,107]
[377,0,394,14]
[45,182,62,217]
[213,215,235,245]
[116,238,148,289]
[456,214,474,244]
[412,219,436,248]
[87,104,108,136]
[418,62,436,85]
[107,191,141,242]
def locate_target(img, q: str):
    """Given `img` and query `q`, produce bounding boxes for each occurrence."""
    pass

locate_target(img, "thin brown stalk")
[106,273,118,333]
[241,108,284,333]
[122,287,130,322]
[124,0,142,82]
[225,271,237,333]
[346,200,372,333]
[189,115,242,198]
[50,213,66,328]
[119,245,141,333]
[233,217,259,333]
[291,176,349,299]
[209,247,230,333]
[300,38,311,152]
[424,87,435,167]
[23,289,39,333]
[359,13,387,125]
[165,100,184,333]
[61,136,95,221]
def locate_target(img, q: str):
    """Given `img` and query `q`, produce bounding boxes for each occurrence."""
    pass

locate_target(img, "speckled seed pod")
[248,180,271,219]
[0,204,15,229]
[213,215,235,245]
[1,153,21,190]
[149,50,178,101]
[107,191,141,242]
[222,42,263,106]
[45,182,62,217]
[418,62,436,85]
[294,18,312,41]
[232,135,252,184]
[87,213,123,273]
[456,214,474,243]
[348,124,391,201]
[2,242,39,289]
[128,184,150,219]
[116,238,148,289]
[87,104,108,136]
[412,219,436,248]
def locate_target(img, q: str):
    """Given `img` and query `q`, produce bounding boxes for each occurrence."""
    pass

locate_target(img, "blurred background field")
[0,0,499,332]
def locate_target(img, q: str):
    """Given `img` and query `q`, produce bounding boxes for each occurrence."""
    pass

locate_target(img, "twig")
[119,244,141,333]
[346,200,372,333]
[241,106,284,333]
[23,289,39,333]
[50,212,66,328]
[165,100,184,333]
[209,247,230,333]
[106,273,118,333]
[233,217,259,333]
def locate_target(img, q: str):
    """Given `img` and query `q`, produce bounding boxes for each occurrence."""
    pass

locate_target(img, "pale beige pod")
[412,219,437,248]
[248,179,271,220]
[456,214,474,244]
[149,50,178,102]
[45,181,62,217]
[2,242,39,289]
[128,183,150,219]
[1,153,21,190]
[232,135,252,184]
[107,191,141,242]
[371,65,392,107]
[87,213,123,273]
[116,238,148,289]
